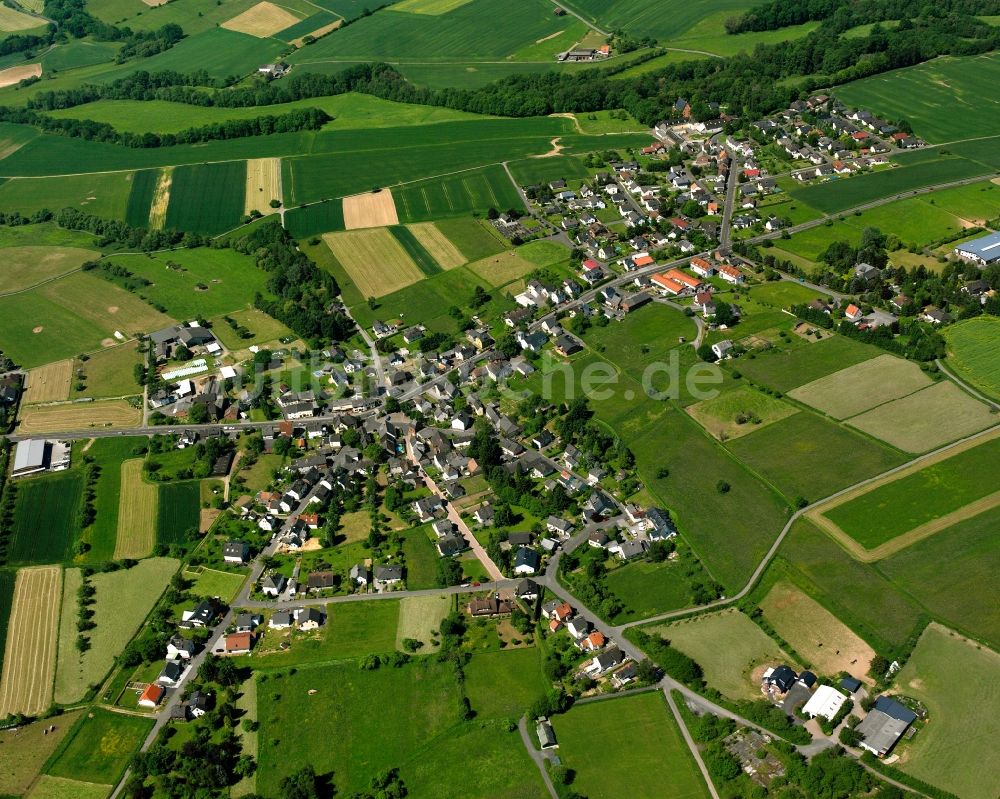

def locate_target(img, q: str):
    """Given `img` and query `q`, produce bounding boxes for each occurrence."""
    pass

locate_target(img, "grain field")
[113,459,158,560]
[23,360,73,403]
[244,158,282,216]
[148,167,173,230]
[343,189,399,229]
[221,1,301,37]
[0,566,61,716]
[408,223,466,269]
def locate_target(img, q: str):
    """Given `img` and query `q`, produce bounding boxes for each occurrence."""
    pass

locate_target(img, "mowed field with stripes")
[0,566,61,716]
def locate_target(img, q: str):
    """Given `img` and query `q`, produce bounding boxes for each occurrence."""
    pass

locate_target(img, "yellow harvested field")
[466,251,539,287]
[342,190,399,230]
[0,64,41,89]
[290,18,341,47]
[322,228,423,298]
[114,459,159,560]
[761,581,875,681]
[408,223,466,269]
[28,775,111,799]
[391,0,472,13]
[0,567,61,717]
[23,360,74,404]
[244,158,282,216]
[221,1,302,37]
[18,399,141,433]
[0,6,44,31]
[142,0,169,6]
[148,167,172,230]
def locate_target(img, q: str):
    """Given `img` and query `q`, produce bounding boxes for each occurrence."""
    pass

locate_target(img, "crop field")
[0,570,12,678]
[727,411,904,505]
[944,316,1000,400]
[649,609,794,701]
[836,52,1000,143]
[40,39,119,71]
[788,354,932,420]
[921,179,1000,223]
[686,385,798,441]
[113,460,158,560]
[107,247,269,319]
[552,692,710,799]
[342,189,398,229]
[760,581,875,680]
[164,161,247,235]
[8,472,83,565]
[891,624,1000,798]
[0,710,84,798]
[53,557,177,704]
[221,1,302,36]
[27,775,110,799]
[0,63,41,88]
[123,167,157,228]
[0,566,60,716]
[23,360,73,404]
[395,593,452,650]
[156,480,201,546]
[820,432,1000,550]
[17,399,141,433]
[187,567,246,602]
[284,14,341,46]
[321,228,424,297]
[464,647,548,719]
[434,216,507,261]
[556,0,748,41]
[244,157,281,216]
[71,342,141,399]
[46,707,152,785]
[506,154,588,186]
[388,225,441,276]
[283,199,345,239]
[393,164,524,222]
[847,380,994,452]
[0,245,97,294]
[733,335,882,393]
[406,222,466,268]
[0,5,45,31]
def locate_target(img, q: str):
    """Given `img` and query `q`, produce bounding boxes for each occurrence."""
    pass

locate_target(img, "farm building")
[11,438,71,477]
[802,685,848,721]
[139,683,166,708]
[954,230,1000,266]
[855,696,917,757]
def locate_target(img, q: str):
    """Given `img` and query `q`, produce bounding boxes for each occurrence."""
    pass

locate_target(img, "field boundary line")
[935,357,1000,409]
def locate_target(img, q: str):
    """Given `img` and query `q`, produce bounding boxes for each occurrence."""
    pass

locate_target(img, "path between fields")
[935,357,1000,410]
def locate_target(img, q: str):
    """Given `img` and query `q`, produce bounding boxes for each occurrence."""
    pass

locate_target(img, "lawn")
[686,384,799,441]
[646,608,794,701]
[603,557,702,621]
[164,161,248,235]
[891,624,1000,799]
[156,480,201,547]
[0,245,97,294]
[53,557,178,705]
[880,503,1000,650]
[400,526,441,589]
[823,434,1000,549]
[788,353,932,420]
[394,593,452,650]
[106,247,270,319]
[846,380,995,453]
[464,646,548,719]
[944,315,1000,400]
[734,334,882,392]
[8,471,83,565]
[251,599,400,668]
[45,707,152,785]
[726,410,905,505]
[187,566,246,602]
[551,691,711,799]
[0,710,84,798]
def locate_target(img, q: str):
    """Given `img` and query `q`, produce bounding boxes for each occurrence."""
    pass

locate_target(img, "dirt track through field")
[343,190,399,229]
[23,360,73,403]
[0,566,61,716]
[244,158,282,216]
[0,64,40,89]
[114,459,158,560]
[148,167,173,230]
[808,425,1000,561]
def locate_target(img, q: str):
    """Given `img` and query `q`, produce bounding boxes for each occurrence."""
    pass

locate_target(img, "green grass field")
[825,435,1000,549]
[27,775,110,799]
[0,569,14,677]
[603,556,704,620]
[45,708,152,785]
[748,281,826,309]
[156,481,201,546]
[506,154,589,186]
[106,247,269,319]
[54,557,178,704]
[284,199,345,239]
[733,334,881,393]
[944,315,1000,400]
[648,608,794,700]
[464,647,549,719]
[400,526,440,589]
[891,624,1000,799]
[8,472,83,565]
[0,709,86,798]
[880,503,1000,650]
[558,0,748,42]
[551,691,710,799]
[123,167,157,228]
[187,567,246,602]
[0,172,133,219]
[164,161,247,235]
[835,52,1000,143]
[388,225,441,275]
[210,307,293,350]
[687,384,799,441]
[394,163,524,222]
[0,244,97,295]
[727,411,905,504]
[71,342,141,400]
[434,216,508,261]
[76,437,147,563]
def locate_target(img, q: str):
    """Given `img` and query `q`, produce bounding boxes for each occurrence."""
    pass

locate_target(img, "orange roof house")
[633,254,654,267]
[665,268,701,289]
[139,683,165,708]
[224,632,254,655]
[651,274,684,294]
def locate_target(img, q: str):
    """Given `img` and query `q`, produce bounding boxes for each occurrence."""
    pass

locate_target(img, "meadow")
[0,566,60,717]
[45,708,153,785]
[835,52,1000,143]
[187,566,246,602]
[210,307,294,351]
[603,556,703,620]
[551,691,710,799]
[53,557,178,704]
[726,410,905,505]
[944,315,1000,400]
[26,775,111,799]
[155,480,201,547]
[686,384,798,440]
[0,172,133,218]
[394,164,524,222]
[394,593,451,648]
[891,624,1000,799]
[78,436,147,563]
[107,247,270,319]
[399,529,441,590]
[0,710,84,798]
[560,0,748,42]
[164,161,248,235]
[434,217,507,261]
[732,335,881,392]
[823,433,1000,549]
[8,472,83,565]
[669,17,820,56]
[648,608,794,700]
[113,459,158,559]
[0,245,97,294]
[463,647,548,719]
[71,342,142,399]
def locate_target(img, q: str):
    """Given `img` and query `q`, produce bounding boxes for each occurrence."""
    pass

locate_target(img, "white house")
[802,685,848,722]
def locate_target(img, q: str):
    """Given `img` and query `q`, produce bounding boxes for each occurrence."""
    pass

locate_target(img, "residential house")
[513,547,541,575]
[223,540,250,565]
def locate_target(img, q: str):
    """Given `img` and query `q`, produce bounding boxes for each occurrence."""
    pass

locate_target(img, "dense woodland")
[726,0,1000,33]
